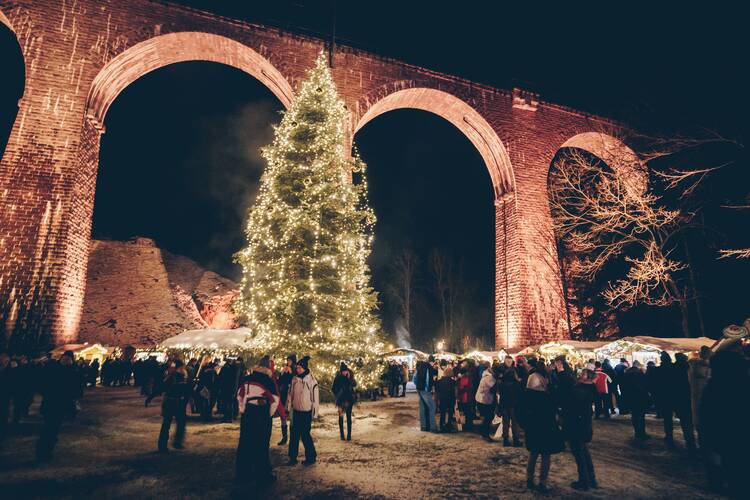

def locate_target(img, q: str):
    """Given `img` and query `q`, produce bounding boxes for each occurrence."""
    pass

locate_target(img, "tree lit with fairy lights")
[234,52,385,388]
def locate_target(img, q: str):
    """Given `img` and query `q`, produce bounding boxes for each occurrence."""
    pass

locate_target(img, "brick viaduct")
[0,0,640,351]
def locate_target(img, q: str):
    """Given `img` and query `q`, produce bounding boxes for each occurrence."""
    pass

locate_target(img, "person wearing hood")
[561,368,598,491]
[235,355,280,486]
[435,366,457,432]
[276,354,296,446]
[286,356,319,465]
[332,362,357,441]
[475,364,498,441]
[517,371,564,493]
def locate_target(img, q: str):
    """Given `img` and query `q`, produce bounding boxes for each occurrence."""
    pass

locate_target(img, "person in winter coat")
[157,360,192,452]
[332,363,357,441]
[218,359,240,422]
[413,357,438,432]
[601,359,617,415]
[475,364,497,441]
[235,356,280,486]
[517,372,565,493]
[593,362,612,419]
[621,360,651,440]
[197,361,217,421]
[698,350,749,497]
[276,354,296,445]
[656,351,696,449]
[456,361,475,432]
[561,369,598,490]
[400,362,409,397]
[498,357,522,447]
[688,346,711,430]
[435,367,457,432]
[36,351,82,461]
[614,358,629,414]
[286,356,319,465]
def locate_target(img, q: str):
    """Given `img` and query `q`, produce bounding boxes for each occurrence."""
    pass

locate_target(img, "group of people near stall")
[410,342,748,495]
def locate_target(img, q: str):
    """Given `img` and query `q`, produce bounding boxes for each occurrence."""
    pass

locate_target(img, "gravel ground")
[0,386,722,499]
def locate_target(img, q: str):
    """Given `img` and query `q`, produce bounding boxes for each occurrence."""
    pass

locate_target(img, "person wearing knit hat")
[286,355,319,465]
[332,362,357,441]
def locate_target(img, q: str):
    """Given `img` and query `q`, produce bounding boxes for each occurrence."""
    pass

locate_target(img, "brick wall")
[0,0,630,351]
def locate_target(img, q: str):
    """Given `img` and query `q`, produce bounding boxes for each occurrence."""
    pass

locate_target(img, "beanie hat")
[298,356,310,370]
[340,362,349,372]
[287,353,297,364]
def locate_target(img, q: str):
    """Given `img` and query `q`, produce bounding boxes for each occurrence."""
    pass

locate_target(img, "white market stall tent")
[594,336,716,366]
[158,327,259,358]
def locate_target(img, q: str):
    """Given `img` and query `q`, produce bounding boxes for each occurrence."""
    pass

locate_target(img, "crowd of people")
[408,344,749,495]
[1,341,748,496]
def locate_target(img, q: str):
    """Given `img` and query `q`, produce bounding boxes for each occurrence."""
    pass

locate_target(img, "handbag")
[199,387,210,399]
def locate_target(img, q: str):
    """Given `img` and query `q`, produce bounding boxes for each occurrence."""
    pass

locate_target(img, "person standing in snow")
[157,360,191,452]
[621,360,651,440]
[517,371,564,493]
[286,356,319,465]
[561,368,598,490]
[332,362,357,441]
[235,356,279,486]
[593,361,612,419]
[474,364,497,441]
[413,356,438,432]
[435,366,457,432]
[276,354,296,446]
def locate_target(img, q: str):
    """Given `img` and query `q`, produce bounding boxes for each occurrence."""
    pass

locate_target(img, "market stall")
[51,343,111,363]
[594,336,716,366]
[381,348,428,372]
[158,327,256,360]
[515,340,608,366]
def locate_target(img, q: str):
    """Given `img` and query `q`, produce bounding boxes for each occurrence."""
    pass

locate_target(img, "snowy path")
[0,387,722,499]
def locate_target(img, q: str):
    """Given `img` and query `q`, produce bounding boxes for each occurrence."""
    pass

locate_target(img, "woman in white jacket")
[286,356,319,465]
[475,364,497,441]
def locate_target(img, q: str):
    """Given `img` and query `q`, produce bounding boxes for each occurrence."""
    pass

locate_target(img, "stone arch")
[353,86,515,198]
[56,31,295,343]
[556,131,646,193]
[85,31,294,128]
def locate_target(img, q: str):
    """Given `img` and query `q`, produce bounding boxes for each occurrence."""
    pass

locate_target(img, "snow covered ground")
[0,387,722,499]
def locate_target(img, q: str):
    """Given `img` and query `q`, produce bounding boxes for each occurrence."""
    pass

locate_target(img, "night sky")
[84,1,748,347]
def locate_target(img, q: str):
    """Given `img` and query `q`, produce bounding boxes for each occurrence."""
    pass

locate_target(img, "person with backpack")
[286,356,319,465]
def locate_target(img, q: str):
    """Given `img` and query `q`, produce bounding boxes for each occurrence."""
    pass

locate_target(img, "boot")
[277,423,288,446]
[346,424,351,441]
[339,416,345,441]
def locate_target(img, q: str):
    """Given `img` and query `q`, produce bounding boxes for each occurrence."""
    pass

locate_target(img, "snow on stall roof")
[159,327,254,350]
[617,336,716,352]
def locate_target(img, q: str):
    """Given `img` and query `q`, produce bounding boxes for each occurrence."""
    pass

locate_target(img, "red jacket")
[595,369,611,394]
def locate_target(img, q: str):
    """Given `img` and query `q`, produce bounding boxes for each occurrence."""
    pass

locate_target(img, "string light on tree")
[234,52,385,388]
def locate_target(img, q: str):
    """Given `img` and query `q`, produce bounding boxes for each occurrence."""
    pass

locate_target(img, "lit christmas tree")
[235,52,385,388]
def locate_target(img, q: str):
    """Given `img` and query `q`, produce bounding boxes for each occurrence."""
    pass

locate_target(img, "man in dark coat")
[235,356,279,485]
[218,359,240,422]
[561,369,598,490]
[158,360,191,452]
[498,357,523,446]
[36,351,81,461]
[413,356,438,432]
[435,367,457,432]
[656,351,695,449]
[621,360,651,440]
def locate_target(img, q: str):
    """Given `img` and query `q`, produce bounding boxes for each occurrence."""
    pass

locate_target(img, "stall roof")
[51,343,109,353]
[382,348,428,359]
[159,327,254,350]
[617,336,716,352]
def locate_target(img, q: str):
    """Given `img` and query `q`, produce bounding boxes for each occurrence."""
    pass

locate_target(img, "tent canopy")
[598,336,715,355]
[159,327,254,350]
[382,348,428,360]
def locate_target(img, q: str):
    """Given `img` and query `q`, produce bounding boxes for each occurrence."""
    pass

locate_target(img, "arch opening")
[0,12,25,161]
[352,88,514,352]
[547,132,646,341]
[59,32,294,345]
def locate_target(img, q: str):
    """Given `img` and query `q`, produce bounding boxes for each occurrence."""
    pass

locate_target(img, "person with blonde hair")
[518,371,564,492]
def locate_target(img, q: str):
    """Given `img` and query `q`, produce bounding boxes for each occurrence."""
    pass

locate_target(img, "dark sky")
[89,1,748,347]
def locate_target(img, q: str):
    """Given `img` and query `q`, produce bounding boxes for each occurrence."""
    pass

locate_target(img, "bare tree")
[386,248,419,335]
[430,249,450,341]
[430,249,469,348]
[549,147,694,337]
